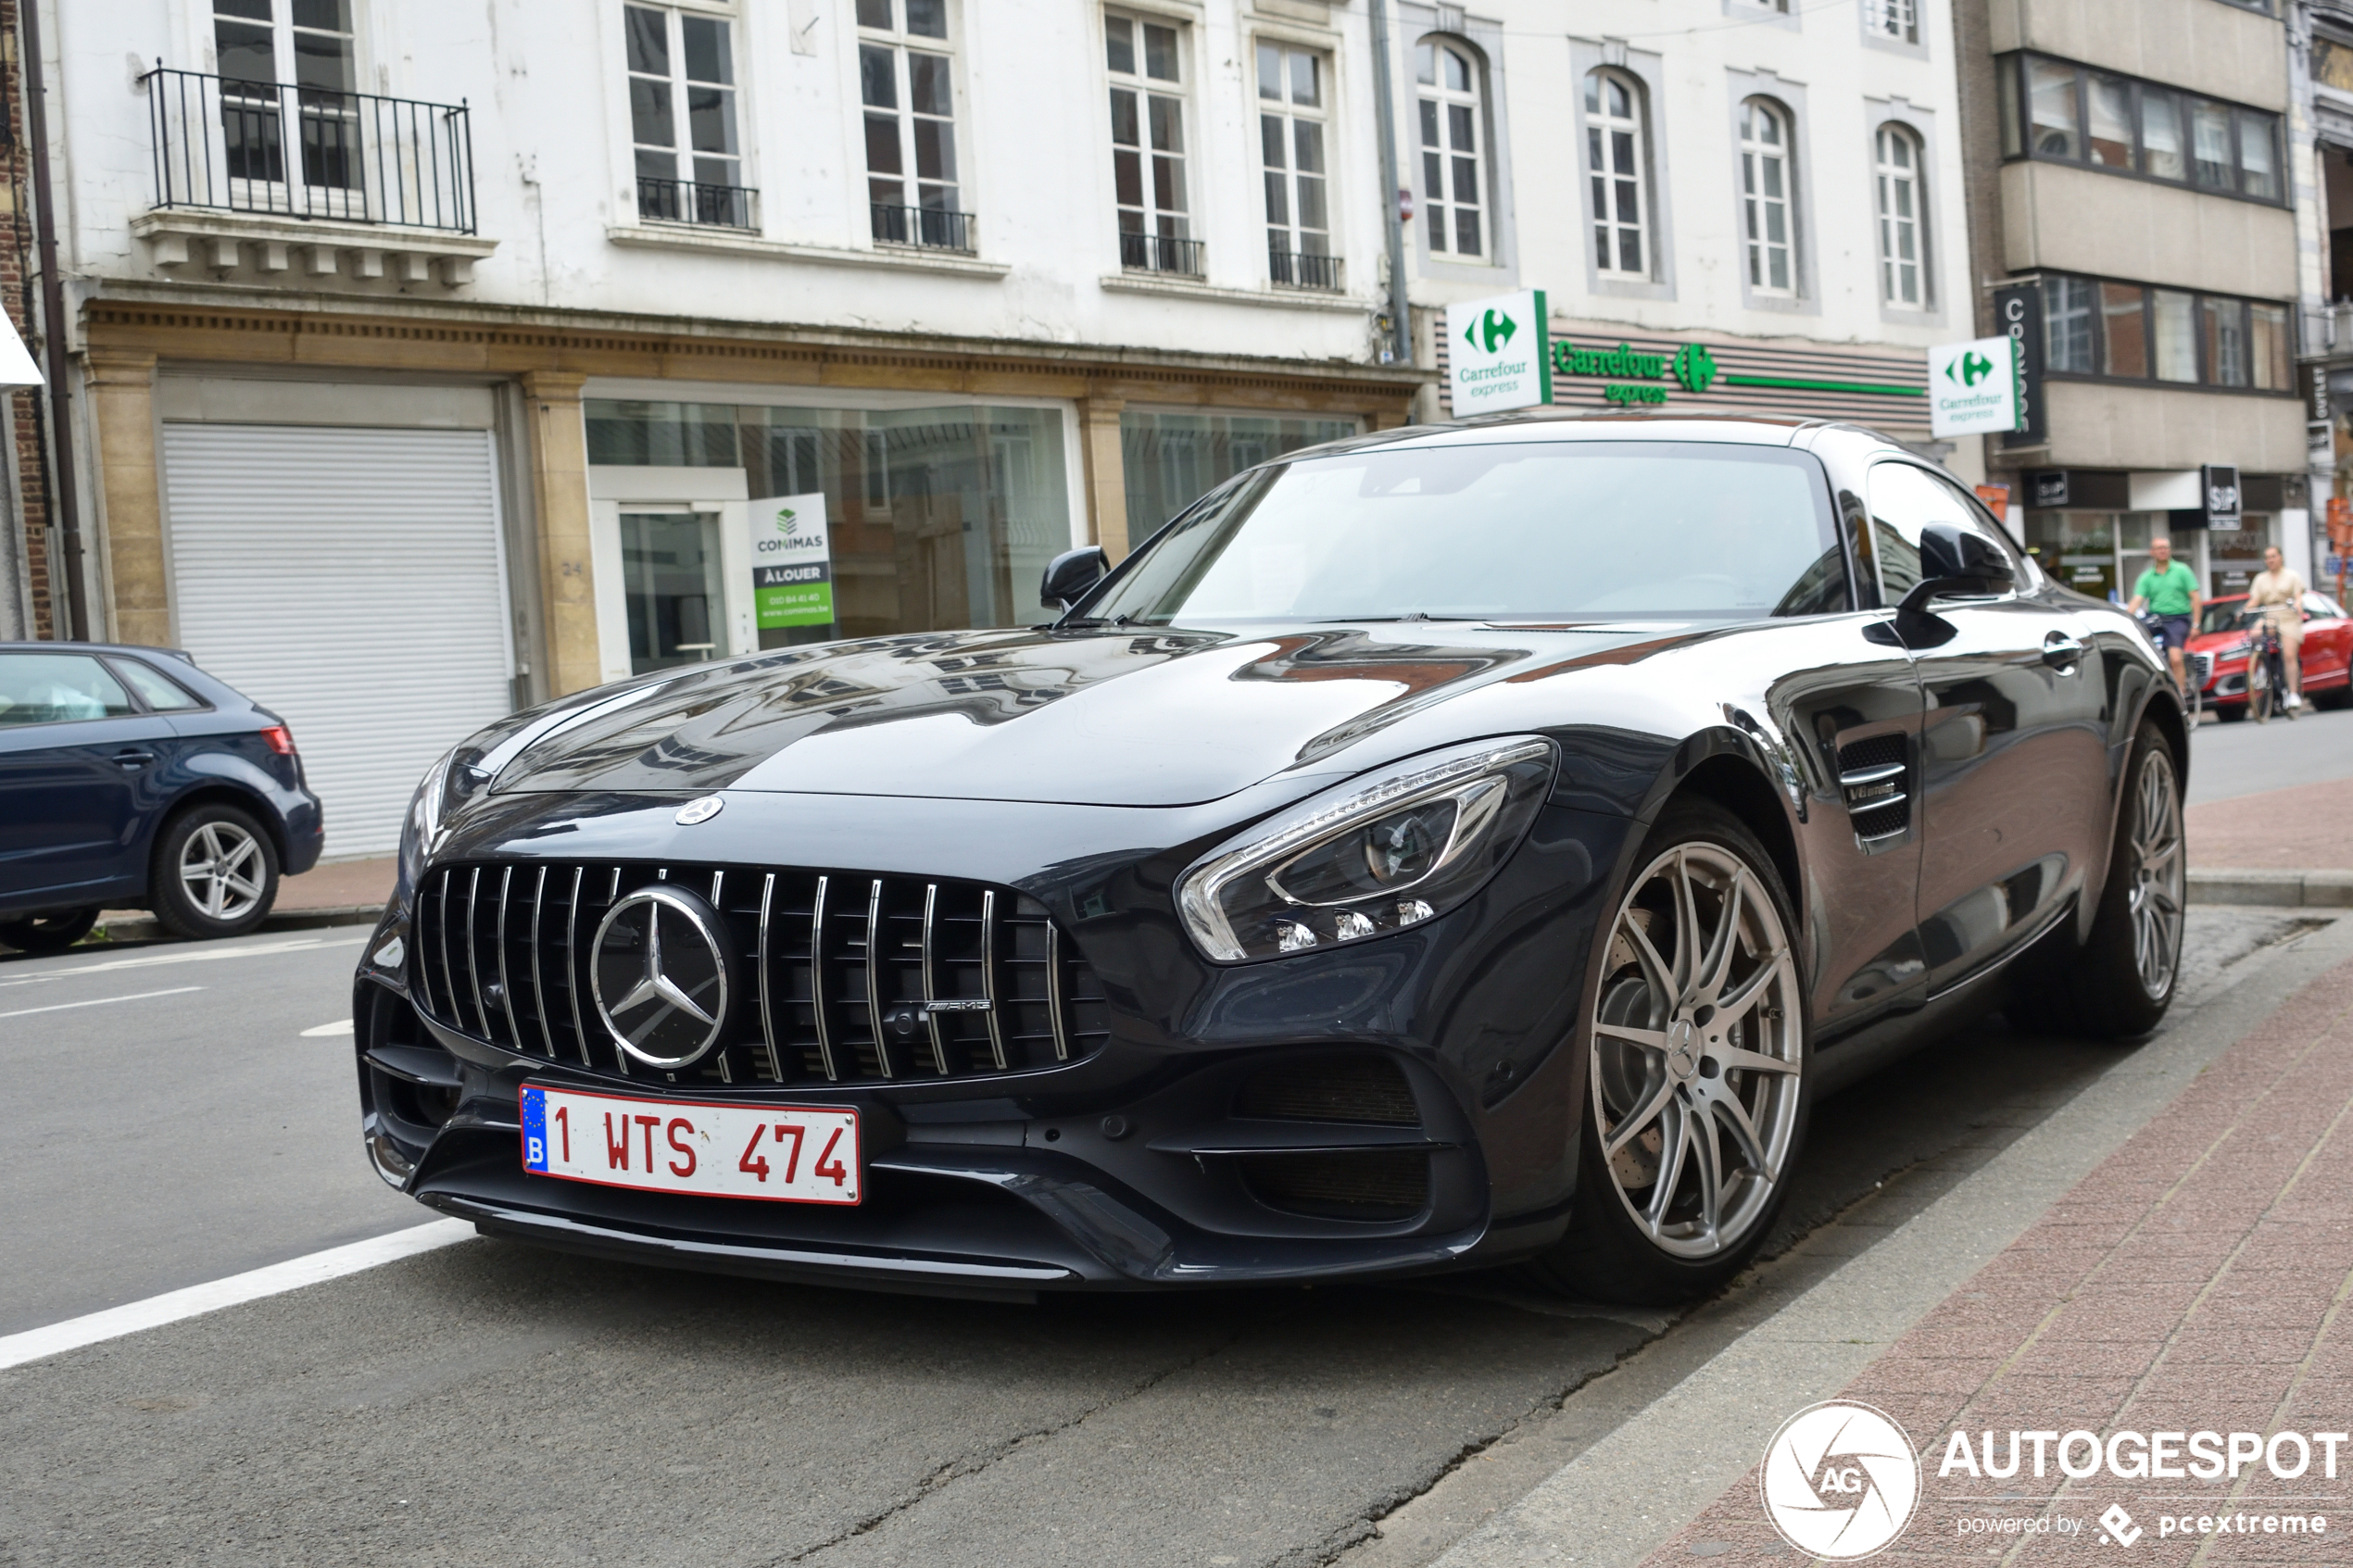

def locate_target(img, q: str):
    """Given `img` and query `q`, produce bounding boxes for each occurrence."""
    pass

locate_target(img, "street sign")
[747,493,835,630]
[1991,285,2046,446]
[1445,289,1551,416]
[1928,335,2020,437]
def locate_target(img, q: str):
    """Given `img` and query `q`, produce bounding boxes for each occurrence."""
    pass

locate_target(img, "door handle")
[2042,632,2085,671]
[112,748,157,769]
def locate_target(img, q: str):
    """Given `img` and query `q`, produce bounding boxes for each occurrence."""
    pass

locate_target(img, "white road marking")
[0,935,364,988]
[0,1220,475,1372]
[300,1019,355,1037]
[0,985,206,1020]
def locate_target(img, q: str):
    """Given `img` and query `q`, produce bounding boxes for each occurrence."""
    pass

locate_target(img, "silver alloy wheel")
[2127,747,2186,1000]
[1590,841,1804,1261]
[179,821,267,922]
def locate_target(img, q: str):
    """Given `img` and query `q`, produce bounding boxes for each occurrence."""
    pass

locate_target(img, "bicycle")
[2139,608,2204,722]
[2247,613,2294,723]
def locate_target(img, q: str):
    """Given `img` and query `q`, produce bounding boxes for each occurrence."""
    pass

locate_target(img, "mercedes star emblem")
[589,884,734,1070]
[676,795,725,825]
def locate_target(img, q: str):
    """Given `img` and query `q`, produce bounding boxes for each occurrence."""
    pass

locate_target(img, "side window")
[1866,463,2020,602]
[110,658,208,712]
[2306,592,2340,621]
[0,654,139,728]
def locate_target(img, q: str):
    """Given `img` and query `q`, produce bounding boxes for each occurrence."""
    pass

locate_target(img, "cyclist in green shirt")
[2128,537,2204,698]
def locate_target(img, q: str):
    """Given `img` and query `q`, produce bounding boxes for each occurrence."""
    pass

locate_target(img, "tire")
[2216,703,2246,723]
[149,802,280,941]
[2007,721,2184,1040]
[0,908,99,953]
[1529,800,1809,1305]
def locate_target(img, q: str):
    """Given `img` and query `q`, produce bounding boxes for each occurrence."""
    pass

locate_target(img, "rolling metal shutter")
[160,423,513,859]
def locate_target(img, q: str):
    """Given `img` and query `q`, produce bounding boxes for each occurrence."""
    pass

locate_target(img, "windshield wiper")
[1055,613,1135,630]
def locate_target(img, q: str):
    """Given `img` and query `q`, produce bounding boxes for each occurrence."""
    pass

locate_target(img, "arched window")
[1738,98,1794,295]
[1416,37,1484,257]
[1584,69,1648,278]
[1874,124,1925,306]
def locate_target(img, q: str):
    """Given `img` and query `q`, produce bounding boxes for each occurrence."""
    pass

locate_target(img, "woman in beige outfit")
[2246,545,2308,709]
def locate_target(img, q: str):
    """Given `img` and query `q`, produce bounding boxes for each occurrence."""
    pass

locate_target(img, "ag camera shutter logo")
[1760,1401,1921,1560]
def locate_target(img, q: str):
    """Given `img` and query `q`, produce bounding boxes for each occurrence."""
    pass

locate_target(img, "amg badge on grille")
[589,885,735,1070]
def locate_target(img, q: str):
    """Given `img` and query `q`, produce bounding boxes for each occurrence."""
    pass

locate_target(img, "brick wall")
[1,0,50,638]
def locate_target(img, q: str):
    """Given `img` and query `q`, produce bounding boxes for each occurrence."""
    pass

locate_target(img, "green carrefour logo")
[1466,308,1517,355]
[1672,343,1718,395]
[1944,350,1996,387]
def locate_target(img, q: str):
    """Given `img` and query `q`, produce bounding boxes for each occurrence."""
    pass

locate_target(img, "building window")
[1584,69,1648,279]
[2038,272,2297,393]
[1106,14,1199,277]
[1260,42,1339,288]
[859,0,969,250]
[1999,53,2285,206]
[1738,98,1795,295]
[1120,410,1361,536]
[625,6,750,229]
[212,0,358,191]
[1417,38,1484,258]
[1873,124,1925,306]
[1863,0,1918,44]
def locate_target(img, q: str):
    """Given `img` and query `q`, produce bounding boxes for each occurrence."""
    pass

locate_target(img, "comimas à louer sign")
[748,493,835,630]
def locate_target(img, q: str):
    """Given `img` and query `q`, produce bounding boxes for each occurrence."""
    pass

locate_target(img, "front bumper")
[352,787,1632,1295]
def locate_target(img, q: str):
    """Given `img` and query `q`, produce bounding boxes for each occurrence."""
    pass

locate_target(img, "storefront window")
[586,399,1072,644]
[1119,408,1359,539]
[2023,509,2118,600]
[2209,521,2269,597]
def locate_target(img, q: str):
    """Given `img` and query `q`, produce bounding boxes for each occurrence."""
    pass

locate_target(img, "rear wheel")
[2007,721,2183,1039]
[149,803,280,941]
[0,908,99,953]
[1530,802,1808,1304]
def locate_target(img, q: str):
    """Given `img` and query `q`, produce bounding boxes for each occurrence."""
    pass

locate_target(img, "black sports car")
[355,414,2186,1303]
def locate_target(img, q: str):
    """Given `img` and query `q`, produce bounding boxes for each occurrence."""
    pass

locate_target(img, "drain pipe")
[1365,0,1411,369]
[19,0,86,641]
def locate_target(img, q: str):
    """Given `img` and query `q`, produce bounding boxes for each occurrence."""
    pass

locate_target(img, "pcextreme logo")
[1465,307,1517,355]
[1760,1401,1922,1560]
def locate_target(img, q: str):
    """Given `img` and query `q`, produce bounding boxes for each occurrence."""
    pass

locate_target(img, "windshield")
[2198,602,2252,635]
[1081,440,1847,625]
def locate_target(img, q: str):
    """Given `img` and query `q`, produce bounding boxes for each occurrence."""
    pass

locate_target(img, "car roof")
[0,641,200,661]
[1266,408,1901,466]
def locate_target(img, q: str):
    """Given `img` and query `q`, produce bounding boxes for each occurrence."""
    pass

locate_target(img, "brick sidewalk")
[2190,777,2353,872]
[276,855,395,913]
[1639,954,2353,1564]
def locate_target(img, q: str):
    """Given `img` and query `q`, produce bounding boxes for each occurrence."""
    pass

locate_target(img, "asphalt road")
[0,909,2319,1567]
[2184,697,2353,804]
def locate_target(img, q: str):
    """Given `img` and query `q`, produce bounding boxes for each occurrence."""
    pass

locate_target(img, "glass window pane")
[1297,174,1327,234]
[1144,22,1178,81]
[2152,290,2197,381]
[1294,119,1324,175]
[2192,100,2233,187]
[1104,16,1133,74]
[904,0,947,37]
[630,77,676,150]
[0,654,138,726]
[292,0,349,24]
[1151,95,1184,155]
[912,118,955,182]
[1291,52,1319,107]
[1418,42,1438,88]
[909,53,952,115]
[2250,304,2291,390]
[292,26,355,92]
[1448,103,1475,153]
[2087,76,2133,168]
[1418,99,1440,149]
[1113,144,1142,207]
[864,113,903,175]
[687,84,737,157]
[2101,283,2148,377]
[2240,112,2280,200]
[215,19,276,83]
[2202,296,2248,386]
[1257,42,1280,100]
[2027,59,2079,158]
[1453,207,1481,256]
[1109,87,1138,147]
[623,6,669,77]
[1999,56,2022,158]
[1262,115,1288,171]
[111,659,206,711]
[854,0,892,26]
[1443,46,1468,93]
[860,44,897,108]
[2140,87,2184,180]
[2044,277,2095,372]
[683,16,732,85]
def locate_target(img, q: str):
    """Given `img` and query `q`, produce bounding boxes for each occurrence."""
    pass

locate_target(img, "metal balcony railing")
[871,205,975,252]
[636,177,759,232]
[142,67,476,233]
[1120,231,1204,277]
[1270,248,1344,292]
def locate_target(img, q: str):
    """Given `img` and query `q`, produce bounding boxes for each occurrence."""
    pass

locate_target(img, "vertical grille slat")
[409,859,1109,1087]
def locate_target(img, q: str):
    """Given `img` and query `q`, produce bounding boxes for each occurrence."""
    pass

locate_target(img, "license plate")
[520,1083,862,1206]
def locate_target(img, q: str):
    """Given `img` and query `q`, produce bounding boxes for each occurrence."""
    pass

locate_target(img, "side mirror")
[1894,525,2016,646]
[1040,546,1109,612]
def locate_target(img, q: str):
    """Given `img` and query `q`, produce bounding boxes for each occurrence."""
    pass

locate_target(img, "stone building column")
[521,370,601,696]
[1076,395,1130,561]
[85,349,165,646]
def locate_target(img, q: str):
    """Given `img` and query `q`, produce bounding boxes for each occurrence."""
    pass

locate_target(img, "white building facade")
[34,0,1423,855]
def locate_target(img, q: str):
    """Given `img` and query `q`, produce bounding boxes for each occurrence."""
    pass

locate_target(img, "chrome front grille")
[2190,651,2215,691]
[409,861,1110,1086]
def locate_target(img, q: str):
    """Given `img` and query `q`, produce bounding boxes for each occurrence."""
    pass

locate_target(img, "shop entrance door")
[619,509,724,674]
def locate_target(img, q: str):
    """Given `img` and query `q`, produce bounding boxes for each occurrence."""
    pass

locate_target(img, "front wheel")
[2007,721,2183,1039]
[0,908,100,953]
[1530,801,1808,1304]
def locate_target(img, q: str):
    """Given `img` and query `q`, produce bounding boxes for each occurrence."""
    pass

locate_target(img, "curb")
[2187,867,2353,908]
[92,903,385,944]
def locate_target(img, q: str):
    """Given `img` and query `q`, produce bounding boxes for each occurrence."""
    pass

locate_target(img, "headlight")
[1176,736,1555,962]
[396,744,489,897]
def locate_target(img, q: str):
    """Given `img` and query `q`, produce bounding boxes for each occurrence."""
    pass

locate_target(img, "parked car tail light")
[259,724,297,756]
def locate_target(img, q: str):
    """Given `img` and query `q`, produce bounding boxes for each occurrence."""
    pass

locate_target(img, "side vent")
[1239,1152,1430,1222]
[1836,734,1910,844]
[1236,1054,1419,1126]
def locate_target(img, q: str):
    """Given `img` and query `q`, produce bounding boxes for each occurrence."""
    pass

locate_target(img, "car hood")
[485,622,1685,807]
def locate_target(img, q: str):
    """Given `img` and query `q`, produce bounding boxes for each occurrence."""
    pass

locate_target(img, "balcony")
[1270,248,1343,292]
[133,67,494,284]
[636,177,759,232]
[871,205,975,253]
[1120,231,1204,278]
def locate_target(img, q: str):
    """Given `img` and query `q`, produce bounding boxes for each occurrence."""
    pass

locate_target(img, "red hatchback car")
[2188,589,2353,718]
